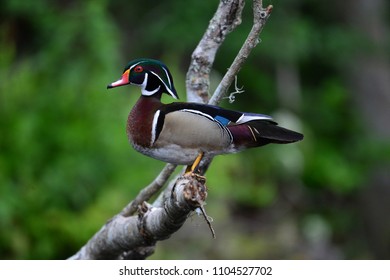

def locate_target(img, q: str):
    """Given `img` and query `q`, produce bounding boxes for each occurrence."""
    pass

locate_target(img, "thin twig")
[209,2,273,105]
[198,204,216,239]
[224,75,245,103]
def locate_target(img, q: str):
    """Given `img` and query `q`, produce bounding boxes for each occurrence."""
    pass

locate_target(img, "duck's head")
[107,58,178,99]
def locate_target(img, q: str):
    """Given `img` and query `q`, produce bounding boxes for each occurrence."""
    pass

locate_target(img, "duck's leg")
[185,152,204,174]
[184,152,206,183]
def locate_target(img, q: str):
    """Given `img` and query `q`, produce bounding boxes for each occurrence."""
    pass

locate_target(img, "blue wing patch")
[214,115,231,126]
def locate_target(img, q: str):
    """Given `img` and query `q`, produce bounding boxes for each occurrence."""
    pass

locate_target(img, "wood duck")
[107,58,303,173]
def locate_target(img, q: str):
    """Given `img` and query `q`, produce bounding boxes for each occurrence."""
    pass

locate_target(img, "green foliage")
[0,0,163,259]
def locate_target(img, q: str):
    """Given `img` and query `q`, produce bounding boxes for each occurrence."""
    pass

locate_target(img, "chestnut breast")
[127,97,161,148]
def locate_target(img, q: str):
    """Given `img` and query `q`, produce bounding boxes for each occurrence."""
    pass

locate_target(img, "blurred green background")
[1,0,389,259]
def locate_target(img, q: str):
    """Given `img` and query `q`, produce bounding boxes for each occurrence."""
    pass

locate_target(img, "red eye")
[134,65,143,73]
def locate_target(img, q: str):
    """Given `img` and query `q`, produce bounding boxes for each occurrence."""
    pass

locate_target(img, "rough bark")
[186,0,246,103]
[69,174,207,259]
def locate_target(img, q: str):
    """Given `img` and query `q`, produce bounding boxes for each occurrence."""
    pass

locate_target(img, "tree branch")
[69,174,207,259]
[186,0,245,103]
[69,0,272,260]
[209,2,273,105]
[199,1,273,174]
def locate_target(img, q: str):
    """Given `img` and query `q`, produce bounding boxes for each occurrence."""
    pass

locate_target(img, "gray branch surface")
[69,174,207,259]
[69,0,272,260]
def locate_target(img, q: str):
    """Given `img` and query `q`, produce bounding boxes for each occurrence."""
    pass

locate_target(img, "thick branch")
[186,0,245,103]
[69,174,207,259]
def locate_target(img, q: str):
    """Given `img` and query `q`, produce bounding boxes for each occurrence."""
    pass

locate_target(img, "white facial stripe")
[150,71,176,98]
[129,61,176,98]
[142,85,161,96]
[129,64,147,87]
[140,72,160,96]
[129,61,146,71]
[141,72,148,87]
[162,67,172,88]
[141,73,161,96]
